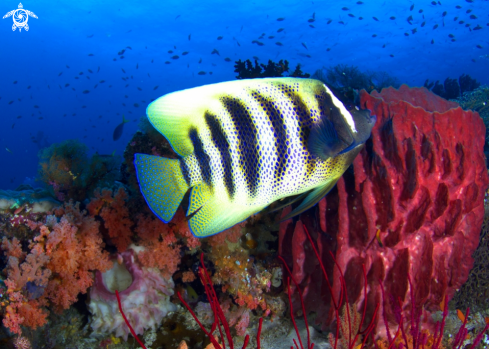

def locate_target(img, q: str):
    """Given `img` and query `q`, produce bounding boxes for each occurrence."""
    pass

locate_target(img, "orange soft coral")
[1,237,25,260]
[1,201,112,334]
[88,187,134,252]
[43,203,112,312]
[170,208,201,250]
[135,213,181,279]
[5,248,51,292]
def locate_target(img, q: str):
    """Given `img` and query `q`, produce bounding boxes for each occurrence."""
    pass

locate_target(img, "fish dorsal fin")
[146,78,319,157]
[280,177,340,221]
[146,82,237,157]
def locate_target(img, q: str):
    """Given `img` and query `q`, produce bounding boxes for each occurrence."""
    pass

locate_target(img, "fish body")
[135,78,375,237]
[113,115,129,141]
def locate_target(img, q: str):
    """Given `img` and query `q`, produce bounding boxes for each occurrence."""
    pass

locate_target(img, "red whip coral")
[280,85,488,333]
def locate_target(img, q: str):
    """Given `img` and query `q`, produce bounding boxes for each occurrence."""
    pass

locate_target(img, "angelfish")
[134,78,375,237]
[113,115,129,141]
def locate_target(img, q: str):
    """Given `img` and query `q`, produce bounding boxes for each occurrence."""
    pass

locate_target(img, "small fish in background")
[224,58,232,62]
[135,78,375,237]
[302,42,308,49]
[198,71,206,75]
[211,48,220,56]
[182,51,189,56]
[277,17,285,21]
[277,28,284,32]
[217,36,223,40]
[87,34,94,38]
[6,147,12,153]
[113,115,129,141]
[188,34,191,40]
[88,53,94,56]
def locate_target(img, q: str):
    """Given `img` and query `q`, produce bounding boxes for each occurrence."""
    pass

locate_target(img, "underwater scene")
[1,0,489,348]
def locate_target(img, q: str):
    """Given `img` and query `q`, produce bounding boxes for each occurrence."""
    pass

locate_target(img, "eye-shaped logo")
[3,3,38,32]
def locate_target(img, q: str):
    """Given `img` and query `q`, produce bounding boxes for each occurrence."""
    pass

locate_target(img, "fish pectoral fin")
[280,178,340,221]
[134,153,189,223]
[188,191,266,237]
[308,118,349,160]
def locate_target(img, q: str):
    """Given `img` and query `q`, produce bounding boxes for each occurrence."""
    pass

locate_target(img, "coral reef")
[88,249,176,341]
[87,187,134,252]
[0,200,112,335]
[424,74,481,100]
[452,213,489,312]
[0,186,60,241]
[234,59,310,79]
[279,85,488,338]
[453,85,489,166]
[38,140,121,202]
[313,64,400,93]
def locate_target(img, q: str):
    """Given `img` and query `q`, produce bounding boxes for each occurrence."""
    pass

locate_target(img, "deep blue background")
[1,0,488,190]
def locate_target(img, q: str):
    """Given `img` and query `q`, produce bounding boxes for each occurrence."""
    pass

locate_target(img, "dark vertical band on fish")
[204,111,236,199]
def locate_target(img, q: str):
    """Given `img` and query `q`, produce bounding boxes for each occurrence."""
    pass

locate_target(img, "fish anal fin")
[280,178,340,221]
[188,194,266,237]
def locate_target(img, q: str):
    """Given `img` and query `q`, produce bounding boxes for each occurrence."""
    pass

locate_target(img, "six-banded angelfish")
[134,78,376,237]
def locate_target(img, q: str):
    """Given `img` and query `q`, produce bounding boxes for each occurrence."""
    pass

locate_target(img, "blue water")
[1,0,488,189]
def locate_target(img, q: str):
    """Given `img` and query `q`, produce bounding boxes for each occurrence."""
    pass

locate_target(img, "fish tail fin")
[134,153,189,222]
[122,114,130,124]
